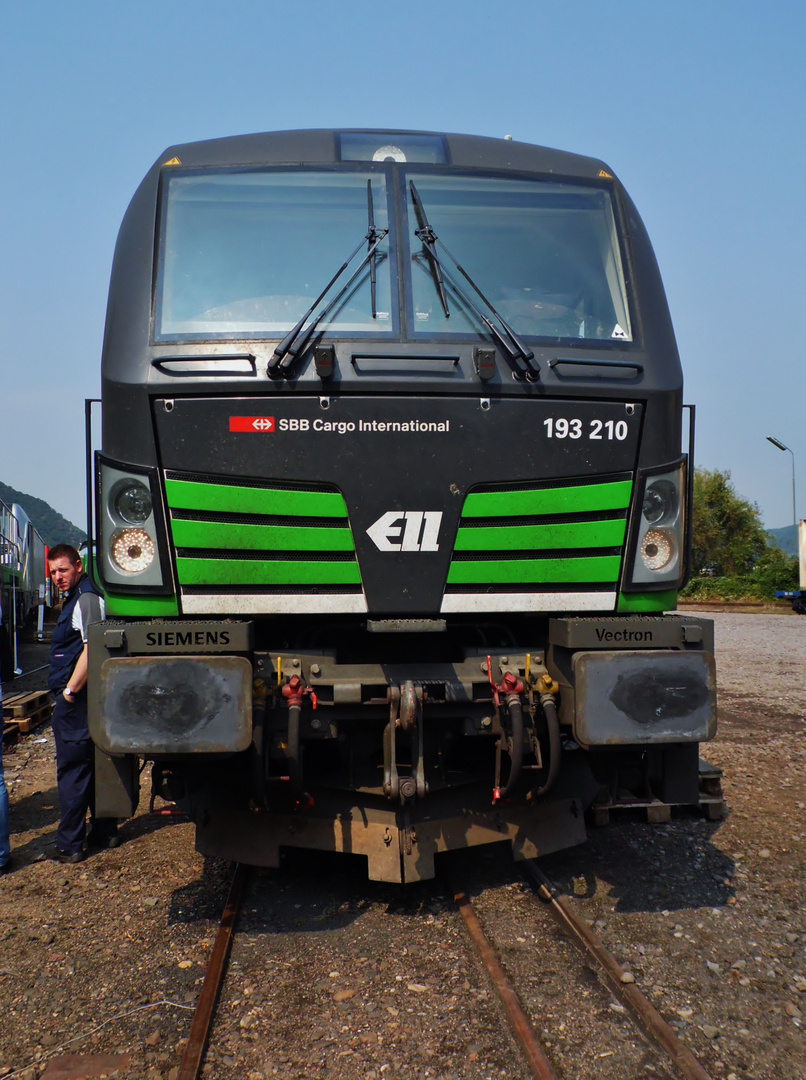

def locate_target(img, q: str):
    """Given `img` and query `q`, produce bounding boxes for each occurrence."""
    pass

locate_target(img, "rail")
[177,863,248,1080]
[522,861,714,1080]
[453,885,560,1079]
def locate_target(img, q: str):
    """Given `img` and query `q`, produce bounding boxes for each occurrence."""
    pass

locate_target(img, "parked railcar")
[87,130,716,882]
[1,499,48,673]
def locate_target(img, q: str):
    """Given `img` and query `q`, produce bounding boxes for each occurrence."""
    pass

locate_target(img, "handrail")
[85,399,102,586]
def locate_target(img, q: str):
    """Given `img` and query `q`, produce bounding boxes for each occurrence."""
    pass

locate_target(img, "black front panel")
[153,395,642,613]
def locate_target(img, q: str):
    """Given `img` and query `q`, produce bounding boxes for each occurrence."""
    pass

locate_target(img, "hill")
[0,481,85,549]
[768,524,797,556]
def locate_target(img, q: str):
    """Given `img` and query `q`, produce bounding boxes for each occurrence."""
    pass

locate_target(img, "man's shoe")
[44,844,84,864]
[87,833,120,851]
[0,858,11,876]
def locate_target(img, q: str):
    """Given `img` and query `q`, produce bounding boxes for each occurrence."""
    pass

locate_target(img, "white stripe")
[181,593,368,615]
[440,592,618,613]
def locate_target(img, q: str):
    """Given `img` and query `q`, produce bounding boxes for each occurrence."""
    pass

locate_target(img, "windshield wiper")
[367,180,381,319]
[409,181,451,318]
[408,181,539,378]
[268,194,388,376]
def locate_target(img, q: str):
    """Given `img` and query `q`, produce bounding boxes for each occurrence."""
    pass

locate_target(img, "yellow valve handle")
[536,672,559,696]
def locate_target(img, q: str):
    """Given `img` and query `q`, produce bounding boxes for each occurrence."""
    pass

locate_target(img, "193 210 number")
[543,418,629,440]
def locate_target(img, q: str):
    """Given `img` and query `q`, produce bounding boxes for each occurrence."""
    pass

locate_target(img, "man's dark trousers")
[51,698,95,853]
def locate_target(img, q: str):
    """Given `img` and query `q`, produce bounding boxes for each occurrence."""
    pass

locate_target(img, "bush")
[681,544,799,602]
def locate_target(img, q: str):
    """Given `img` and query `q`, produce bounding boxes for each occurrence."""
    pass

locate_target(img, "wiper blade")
[268,211,388,376]
[408,181,539,378]
[409,181,450,318]
[367,180,381,319]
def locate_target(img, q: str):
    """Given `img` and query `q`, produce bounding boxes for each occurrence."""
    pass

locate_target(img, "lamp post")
[766,435,797,544]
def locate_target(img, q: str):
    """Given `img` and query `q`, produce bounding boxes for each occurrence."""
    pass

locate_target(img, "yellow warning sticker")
[598,169,613,179]
[163,157,182,166]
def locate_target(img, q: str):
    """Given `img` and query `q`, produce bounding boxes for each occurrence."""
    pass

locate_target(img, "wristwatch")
[64,687,75,698]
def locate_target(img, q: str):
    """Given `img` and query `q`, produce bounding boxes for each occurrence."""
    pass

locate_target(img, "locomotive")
[86,129,716,882]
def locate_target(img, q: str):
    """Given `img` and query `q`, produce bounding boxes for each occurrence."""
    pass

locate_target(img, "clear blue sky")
[2,0,804,531]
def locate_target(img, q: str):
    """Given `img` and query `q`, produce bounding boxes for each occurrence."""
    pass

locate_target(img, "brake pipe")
[534,672,561,798]
[281,674,317,803]
[487,656,527,803]
[495,694,525,802]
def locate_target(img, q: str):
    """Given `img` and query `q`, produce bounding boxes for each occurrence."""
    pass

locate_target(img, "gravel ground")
[1,611,805,1080]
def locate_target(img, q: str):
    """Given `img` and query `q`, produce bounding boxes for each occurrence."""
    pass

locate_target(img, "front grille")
[163,474,363,593]
[445,476,632,594]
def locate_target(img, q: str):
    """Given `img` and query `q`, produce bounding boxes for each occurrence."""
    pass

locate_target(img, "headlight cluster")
[629,463,686,588]
[110,527,155,573]
[97,459,166,589]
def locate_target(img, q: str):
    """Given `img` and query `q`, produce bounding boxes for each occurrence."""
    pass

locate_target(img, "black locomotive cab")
[87,130,716,882]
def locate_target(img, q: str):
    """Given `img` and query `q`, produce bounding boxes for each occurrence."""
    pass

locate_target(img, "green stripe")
[104,595,180,617]
[176,557,361,586]
[617,590,677,613]
[165,479,348,518]
[171,519,355,552]
[461,481,632,518]
[447,555,621,585]
[454,519,626,551]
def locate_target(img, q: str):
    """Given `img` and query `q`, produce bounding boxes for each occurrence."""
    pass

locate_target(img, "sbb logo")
[229,417,275,433]
[278,419,310,431]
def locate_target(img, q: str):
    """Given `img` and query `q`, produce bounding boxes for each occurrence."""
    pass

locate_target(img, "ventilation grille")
[445,476,632,594]
[163,474,362,594]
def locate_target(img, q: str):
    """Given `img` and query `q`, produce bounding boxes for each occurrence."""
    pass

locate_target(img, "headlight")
[113,481,153,524]
[640,529,676,571]
[626,461,686,589]
[110,529,155,573]
[641,480,677,526]
[96,456,168,590]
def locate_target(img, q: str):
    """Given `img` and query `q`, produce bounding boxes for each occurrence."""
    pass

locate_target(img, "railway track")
[178,863,248,1080]
[175,857,715,1080]
[453,863,714,1080]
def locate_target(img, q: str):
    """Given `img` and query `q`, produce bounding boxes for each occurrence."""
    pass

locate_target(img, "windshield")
[405,172,631,343]
[155,167,631,345]
[156,169,393,340]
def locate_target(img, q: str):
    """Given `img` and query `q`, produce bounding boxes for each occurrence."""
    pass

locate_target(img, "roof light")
[338,132,448,164]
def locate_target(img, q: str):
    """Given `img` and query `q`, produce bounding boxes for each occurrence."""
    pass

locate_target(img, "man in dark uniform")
[45,544,118,862]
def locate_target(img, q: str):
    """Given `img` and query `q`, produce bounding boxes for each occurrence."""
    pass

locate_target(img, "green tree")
[690,468,768,576]
[750,543,799,595]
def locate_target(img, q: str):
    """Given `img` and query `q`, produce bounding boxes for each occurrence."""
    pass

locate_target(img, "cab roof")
[155,128,616,183]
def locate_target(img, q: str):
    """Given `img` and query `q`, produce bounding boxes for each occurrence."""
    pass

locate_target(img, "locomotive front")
[87,130,715,882]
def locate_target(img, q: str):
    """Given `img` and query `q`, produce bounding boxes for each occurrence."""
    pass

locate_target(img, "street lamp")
[766,435,797,543]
